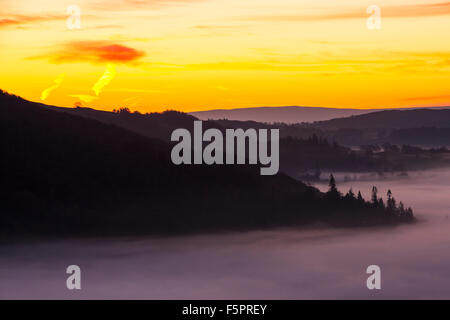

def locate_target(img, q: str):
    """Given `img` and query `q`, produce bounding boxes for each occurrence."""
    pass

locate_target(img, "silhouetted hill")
[45,105,202,141]
[0,90,414,236]
[38,99,450,147]
[214,113,450,147]
[314,109,450,129]
[388,128,450,145]
[190,106,377,124]
[210,120,450,174]
[33,103,444,174]
[42,100,450,172]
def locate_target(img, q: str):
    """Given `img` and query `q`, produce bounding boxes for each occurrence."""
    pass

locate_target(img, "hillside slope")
[0,91,414,235]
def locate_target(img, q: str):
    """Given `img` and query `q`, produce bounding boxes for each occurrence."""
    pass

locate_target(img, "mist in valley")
[1,169,450,299]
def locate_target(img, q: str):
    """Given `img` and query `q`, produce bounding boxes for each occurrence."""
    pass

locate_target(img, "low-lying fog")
[1,169,450,299]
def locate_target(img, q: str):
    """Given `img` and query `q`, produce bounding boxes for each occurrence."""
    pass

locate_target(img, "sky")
[0,0,449,112]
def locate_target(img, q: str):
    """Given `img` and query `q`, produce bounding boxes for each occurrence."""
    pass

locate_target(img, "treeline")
[326,174,414,224]
[219,118,450,147]
[29,97,450,175]
[282,135,450,179]
[361,143,450,155]
[280,135,382,176]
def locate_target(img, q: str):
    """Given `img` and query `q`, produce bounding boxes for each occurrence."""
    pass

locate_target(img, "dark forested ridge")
[36,97,450,148]
[211,120,450,176]
[0,90,414,236]
[309,109,450,147]
[214,109,450,147]
[20,98,450,176]
[312,108,450,130]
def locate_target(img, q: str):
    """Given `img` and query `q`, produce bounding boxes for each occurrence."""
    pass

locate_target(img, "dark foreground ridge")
[0,90,414,236]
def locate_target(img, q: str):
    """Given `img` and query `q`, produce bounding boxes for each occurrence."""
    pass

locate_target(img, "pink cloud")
[31,41,146,65]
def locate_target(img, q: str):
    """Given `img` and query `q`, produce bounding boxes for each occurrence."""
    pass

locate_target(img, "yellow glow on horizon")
[1,0,449,112]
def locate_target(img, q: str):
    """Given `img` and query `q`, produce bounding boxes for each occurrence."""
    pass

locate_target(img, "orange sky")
[0,0,449,112]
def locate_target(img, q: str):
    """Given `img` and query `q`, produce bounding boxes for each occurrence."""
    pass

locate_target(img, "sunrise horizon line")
[3,89,450,115]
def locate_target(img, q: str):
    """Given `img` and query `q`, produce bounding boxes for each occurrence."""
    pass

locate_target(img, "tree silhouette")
[357,191,364,202]
[378,198,385,210]
[399,201,405,213]
[387,189,397,212]
[329,174,337,193]
[371,186,378,204]
[326,174,341,201]
[347,188,355,199]
[406,208,414,218]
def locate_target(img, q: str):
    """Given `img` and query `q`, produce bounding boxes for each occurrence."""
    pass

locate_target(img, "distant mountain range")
[189,106,450,124]
[313,108,450,129]
[190,106,377,124]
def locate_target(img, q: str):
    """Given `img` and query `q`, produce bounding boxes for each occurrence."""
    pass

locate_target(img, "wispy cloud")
[70,94,98,103]
[92,64,117,96]
[31,41,146,65]
[0,14,65,28]
[192,25,239,30]
[402,94,450,102]
[0,11,122,30]
[87,0,205,11]
[243,2,450,22]
[40,73,65,101]
[176,49,449,76]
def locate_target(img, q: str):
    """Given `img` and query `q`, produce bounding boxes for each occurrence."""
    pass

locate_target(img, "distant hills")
[313,108,450,129]
[212,107,450,147]
[189,105,450,124]
[190,106,377,124]
[24,97,450,175]
[32,100,450,174]
[309,108,450,146]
